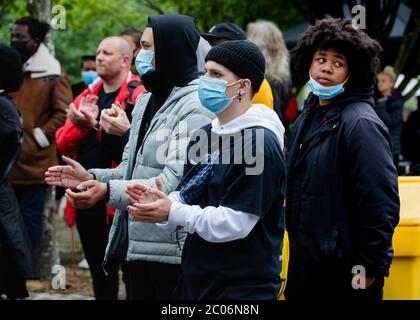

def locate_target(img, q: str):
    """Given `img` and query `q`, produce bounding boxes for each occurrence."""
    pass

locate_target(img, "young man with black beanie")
[202,22,275,111]
[126,40,287,300]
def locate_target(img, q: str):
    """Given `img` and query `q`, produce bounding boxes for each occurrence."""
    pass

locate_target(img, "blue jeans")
[12,184,47,250]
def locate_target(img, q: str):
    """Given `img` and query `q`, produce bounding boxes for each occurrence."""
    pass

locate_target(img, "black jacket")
[401,109,420,167]
[0,95,23,182]
[374,92,404,156]
[0,94,35,297]
[286,89,400,289]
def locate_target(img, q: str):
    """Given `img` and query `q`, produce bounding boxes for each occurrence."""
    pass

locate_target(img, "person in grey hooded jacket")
[125,40,287,300]
[45,14,214,299]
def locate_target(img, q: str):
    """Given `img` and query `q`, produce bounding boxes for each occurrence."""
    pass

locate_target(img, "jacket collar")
[288,88,375,172]
[25,43,61,79]
[287,95,341,172]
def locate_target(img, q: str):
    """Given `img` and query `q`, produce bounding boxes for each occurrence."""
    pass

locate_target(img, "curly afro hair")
[291,18,382,89]
[0,43,23,93]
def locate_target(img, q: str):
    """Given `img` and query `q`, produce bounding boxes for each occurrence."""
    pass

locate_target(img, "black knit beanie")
[205,40,266,92]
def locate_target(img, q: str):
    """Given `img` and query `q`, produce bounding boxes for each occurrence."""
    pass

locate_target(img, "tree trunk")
[35,187,61,281]
[27,0,54,55]
[27,0,60,281]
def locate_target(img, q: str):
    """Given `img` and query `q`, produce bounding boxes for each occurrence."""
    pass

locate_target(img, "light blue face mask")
[81,71,98,86]
[198,76,242,114]
[307,73,348,100]
[135,49,156,76]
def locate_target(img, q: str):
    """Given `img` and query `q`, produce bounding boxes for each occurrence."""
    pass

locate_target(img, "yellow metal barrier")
[277,231,289,300]
[384,176,420,300]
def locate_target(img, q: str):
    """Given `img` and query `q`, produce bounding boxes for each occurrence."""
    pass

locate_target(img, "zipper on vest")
[175,231,181,251]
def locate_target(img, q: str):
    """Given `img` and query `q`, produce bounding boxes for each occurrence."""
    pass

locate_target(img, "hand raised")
[45,156,93,189]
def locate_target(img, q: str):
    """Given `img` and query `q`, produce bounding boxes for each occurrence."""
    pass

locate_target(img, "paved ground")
[25,198,126,300]
[27,268,94,300]
[26,267,126,300]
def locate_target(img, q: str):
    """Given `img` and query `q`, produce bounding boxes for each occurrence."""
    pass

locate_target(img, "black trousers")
[125,260,180,300]
[285,257,384,302]
[0,233,29,299]
[76,202,123,300]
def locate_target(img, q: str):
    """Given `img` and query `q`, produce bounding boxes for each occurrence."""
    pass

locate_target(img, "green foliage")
[0,0,27,15]
[0,0,303,83]
[51,0,173,83]
[0,0,27,45]
[168,0,302,32]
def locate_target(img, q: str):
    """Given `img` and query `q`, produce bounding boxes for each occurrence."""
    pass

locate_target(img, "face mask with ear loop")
[135,49,156,76]
[198,76,243,114]
[10,40,34,63]
[307,73,349,100]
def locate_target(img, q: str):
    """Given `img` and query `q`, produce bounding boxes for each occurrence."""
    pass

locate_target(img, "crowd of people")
[3,12,418,301]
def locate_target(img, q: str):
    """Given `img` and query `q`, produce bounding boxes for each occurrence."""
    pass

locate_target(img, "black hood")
[142,14,200,95]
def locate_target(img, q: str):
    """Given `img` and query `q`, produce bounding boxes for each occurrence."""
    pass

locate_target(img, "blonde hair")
[247,20,290,83]
[380,65,396,83]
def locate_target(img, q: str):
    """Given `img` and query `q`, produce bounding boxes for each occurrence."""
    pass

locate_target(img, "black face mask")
[11,41,33,63]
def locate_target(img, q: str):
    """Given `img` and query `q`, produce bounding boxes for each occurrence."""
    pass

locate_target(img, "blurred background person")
[120,28,143,76]
[375,65,404,169]
[247,20,292,124]
[0,44,35,300]
[401,96,420,174]
[71,55,97,98]
[9,16,72,254]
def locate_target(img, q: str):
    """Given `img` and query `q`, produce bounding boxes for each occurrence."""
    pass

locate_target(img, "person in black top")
[0,44,35,299]
[401,96,420,173]
[125,40,287,300]
[285,18,399,301]
[375,66,404,168]
[58,55,96,202]
[71,55,97,98]
[120,28,143,76]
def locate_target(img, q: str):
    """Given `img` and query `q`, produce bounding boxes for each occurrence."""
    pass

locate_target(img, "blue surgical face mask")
[135,49,156,76]
[307,73,348,100]
[81,71,98,86]
[198,76,242,114]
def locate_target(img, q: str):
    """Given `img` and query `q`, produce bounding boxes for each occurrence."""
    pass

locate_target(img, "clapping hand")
[100,102,131,136]
[67,94,99,128]
[126,177,172,223]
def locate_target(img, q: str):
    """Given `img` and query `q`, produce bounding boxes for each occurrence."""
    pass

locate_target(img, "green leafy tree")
[164,0,302,32]
[51,0,171,82]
